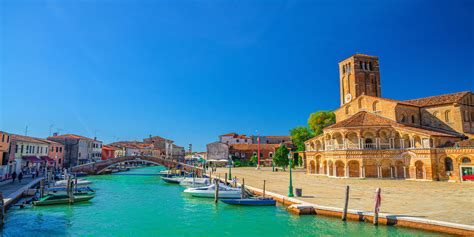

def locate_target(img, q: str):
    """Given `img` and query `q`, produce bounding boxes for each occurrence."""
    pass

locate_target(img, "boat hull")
[33,194,95,206]
[184,190,242,199]
[161,177,184,184]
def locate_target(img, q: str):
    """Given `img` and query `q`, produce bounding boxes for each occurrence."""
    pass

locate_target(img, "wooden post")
[342,185,350,221]
[234,176,237,188]
[241,178,245,199]
[214,179,219,204]
[68,177,74,204]
[40,179,45,198]
[263,180,266,198]
[0,192,4,227]
[374,188,381,225]
[225,173,227,186]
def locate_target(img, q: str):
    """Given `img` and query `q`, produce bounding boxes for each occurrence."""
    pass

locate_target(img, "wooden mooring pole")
[225,173,227,186]
[40,179,45,198]
[342,185,350,221]
[0,192,4,227]
[234,176,237,188]
[263,180,266,198]
[373,188,381,225]
[214,179,219,204]
[241,178,245,199]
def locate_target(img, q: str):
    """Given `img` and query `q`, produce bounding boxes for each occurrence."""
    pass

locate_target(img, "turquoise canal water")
[1,166,448,236]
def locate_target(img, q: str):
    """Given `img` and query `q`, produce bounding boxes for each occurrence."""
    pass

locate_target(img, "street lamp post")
[228,157,232,180]
[288,152,294,197]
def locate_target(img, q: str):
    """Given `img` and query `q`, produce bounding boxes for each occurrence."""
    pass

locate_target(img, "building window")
[369,62,373,71]
[372,101,379,112]
[445,110,450,122]
[7,135,9,143]
[444,157,453,172]
[462,157,471,163]
[60,147,63,152]
[1,134,4,142]
[411,115,416,124]
[236,139,239,143]
[56,147,59,152]
[21,145,24,153]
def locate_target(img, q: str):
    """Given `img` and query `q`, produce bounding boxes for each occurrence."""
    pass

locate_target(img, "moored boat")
[161,176,185,184]
[54,179,92,187]
[33,193,95,206]
[179,177,210,187]
[183,184,241,199]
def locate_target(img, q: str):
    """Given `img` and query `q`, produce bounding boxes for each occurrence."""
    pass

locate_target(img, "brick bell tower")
[339,54,381,106]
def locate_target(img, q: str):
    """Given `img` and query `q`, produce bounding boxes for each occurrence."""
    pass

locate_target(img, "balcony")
[306,137,432,152]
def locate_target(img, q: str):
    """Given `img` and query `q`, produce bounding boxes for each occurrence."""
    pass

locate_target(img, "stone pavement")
[216,167,474,226]
[1,176,44,208]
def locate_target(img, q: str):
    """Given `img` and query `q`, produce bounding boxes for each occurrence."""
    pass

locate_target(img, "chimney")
[94,137,97,141]
[53,132,58,137]
[149,134,152,139]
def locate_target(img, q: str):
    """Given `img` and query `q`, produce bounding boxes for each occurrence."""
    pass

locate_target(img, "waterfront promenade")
[1,176,43,208]
[215,167,474,226]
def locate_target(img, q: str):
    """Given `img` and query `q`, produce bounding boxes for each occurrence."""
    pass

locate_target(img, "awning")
[41,156,55,163]
[22,156,44,163]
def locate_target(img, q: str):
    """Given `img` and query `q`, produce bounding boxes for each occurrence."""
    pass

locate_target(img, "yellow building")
[304,54,474,182]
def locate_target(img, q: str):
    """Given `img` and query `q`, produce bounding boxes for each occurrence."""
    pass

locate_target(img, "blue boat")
[220,197,276,206]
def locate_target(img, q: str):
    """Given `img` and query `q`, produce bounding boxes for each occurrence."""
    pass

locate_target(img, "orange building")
[102,145,116,160]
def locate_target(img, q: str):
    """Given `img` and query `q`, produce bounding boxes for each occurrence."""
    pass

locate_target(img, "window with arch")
[345,105,351,115]
[444,157,453,172]
[445,110,451,122]
[433,111,439,118]
[401,113,407,123]
[462,157,471,163]
[411,115,416,124]
[372,101,379,112]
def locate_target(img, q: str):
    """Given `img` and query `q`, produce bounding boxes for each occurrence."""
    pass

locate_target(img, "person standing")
[11,171,17,183]
[18,172,23,183]
[32,169,36,179]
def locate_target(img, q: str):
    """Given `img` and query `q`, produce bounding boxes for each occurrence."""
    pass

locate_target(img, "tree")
[290,126,314,151]
[273,144,289,171]
[250,155,258,166]
[308,111,336,135]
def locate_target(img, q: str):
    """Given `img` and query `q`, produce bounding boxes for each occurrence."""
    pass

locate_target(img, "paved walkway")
[216,167,474,226]
[1,176,44,208]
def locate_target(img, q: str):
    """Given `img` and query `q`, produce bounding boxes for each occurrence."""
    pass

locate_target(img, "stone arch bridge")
[71,156,202,175]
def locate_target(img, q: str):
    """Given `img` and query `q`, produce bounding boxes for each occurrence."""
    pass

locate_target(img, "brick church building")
[303,54,473,182]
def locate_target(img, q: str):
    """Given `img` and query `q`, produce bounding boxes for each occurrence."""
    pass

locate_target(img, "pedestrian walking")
[18,172,23,183]
[11,171,17,183]
[32,169,36,179]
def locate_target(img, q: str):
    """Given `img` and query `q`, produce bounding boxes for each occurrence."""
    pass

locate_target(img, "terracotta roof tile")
[326,111,461,137]
[11,134,49,144]
[230,144,280,150]
[404,91,471,107]
[48,134,101,142]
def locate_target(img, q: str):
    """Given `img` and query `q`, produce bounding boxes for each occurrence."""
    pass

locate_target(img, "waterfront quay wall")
[210,174,474,236]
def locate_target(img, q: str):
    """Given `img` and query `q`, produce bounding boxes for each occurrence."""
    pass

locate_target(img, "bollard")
[342,185,350,221]
[373,188,381,225]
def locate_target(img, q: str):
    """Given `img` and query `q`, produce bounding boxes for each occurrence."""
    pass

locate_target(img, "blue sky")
[1,0,473,151]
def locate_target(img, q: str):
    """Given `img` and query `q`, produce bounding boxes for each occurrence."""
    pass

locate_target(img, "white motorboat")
[183,184,241,199]
[179,177,210,187]
[54,179,92,187]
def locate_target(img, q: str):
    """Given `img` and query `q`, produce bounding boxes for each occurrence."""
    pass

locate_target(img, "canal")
[1,166,448,236]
